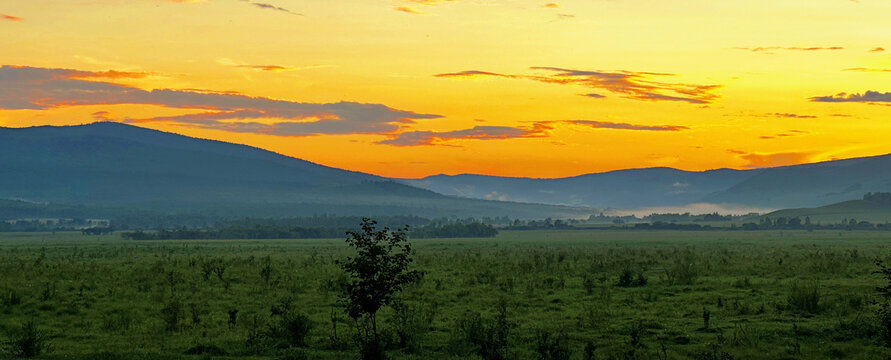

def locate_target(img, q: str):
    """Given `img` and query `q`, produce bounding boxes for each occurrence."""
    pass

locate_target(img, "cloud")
[402,0,457,4]
[437,66,720,104]
[810,91,891,103]
[378,124,552,146]
[0,65,441,136]
[870,47,885,52]
[394,6,423,14]
[759,130,807,140]
[581,93,605,98]
[542,3,560,8]
[769,112,816,119]
[843,67,891,73]
[379,119,688,146]
[565,120,688,131]
[238,0,301,15]
[734,46,844,53]
[1,14,23,21]
[234,64,332,72]
[735,151,813,168]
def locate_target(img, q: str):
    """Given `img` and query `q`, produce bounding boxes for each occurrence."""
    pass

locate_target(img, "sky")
[1,0,890,178]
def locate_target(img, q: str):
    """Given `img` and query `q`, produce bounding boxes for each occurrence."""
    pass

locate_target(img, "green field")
[1,230,890,359]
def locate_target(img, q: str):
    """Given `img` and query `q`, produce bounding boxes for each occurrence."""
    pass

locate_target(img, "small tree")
[339,218,421,355]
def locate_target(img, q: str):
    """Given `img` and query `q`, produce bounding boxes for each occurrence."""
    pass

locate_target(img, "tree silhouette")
[339,217,421,358]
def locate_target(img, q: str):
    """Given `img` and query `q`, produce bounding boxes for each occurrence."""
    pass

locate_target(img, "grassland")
[1,230,890,359]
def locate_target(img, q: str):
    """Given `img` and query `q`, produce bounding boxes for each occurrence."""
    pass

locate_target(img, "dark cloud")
[1,14,23,21]
[770,113,817,119]
[238,0,301,15]
[810,91,891,103]
[0,65,441,136]
[379,119,688,146]
[436,66,720,104]
[565,120,688,131]
[378,125,547,146]
[734,46,844,53]
[581,93,606,98]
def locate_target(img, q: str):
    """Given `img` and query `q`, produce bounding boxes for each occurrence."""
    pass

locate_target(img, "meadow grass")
[0,229,889,359]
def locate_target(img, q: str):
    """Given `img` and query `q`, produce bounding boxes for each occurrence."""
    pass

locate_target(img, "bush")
[449,303,511,360]
[787,281,821,314]
[534,330,572,360]
[10,321,51,358]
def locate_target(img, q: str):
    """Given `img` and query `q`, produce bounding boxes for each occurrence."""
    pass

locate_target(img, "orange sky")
[1,0,890,178]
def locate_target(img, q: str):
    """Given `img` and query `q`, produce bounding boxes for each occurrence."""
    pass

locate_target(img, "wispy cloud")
[731,151,813,168]
[843,67,891,73]
[759,130,807,139]
[402,0,457,4]
[0,65,441,136]
[769,113,816,119]
[238,0,301,15]
[1,14,23,21]
[542,3,560,8]
[217,58,331,72]
[565,120,688,131]
[378,125,549,146]
[394,6,423,14]
[436,67,720,104]
[379,119,688,146]
[810,91,891,103]
[734,46,844,53]
[869,47,885,52]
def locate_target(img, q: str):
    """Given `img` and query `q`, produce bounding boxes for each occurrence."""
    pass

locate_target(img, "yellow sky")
[1,0,890,178]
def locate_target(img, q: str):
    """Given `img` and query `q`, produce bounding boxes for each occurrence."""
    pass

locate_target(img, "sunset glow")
[2,0,890,178]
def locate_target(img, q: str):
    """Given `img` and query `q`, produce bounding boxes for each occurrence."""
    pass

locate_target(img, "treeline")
[121,219,498,240]
[410,222,498,238]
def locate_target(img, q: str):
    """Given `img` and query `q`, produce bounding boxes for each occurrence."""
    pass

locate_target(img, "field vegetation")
[0,229,889,359]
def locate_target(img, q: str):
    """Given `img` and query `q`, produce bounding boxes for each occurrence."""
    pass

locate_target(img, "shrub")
[534,330,572,360]
[161,297,183,332]
[10,321,51,358]
[449,303,511,360]
[787,281,821,314]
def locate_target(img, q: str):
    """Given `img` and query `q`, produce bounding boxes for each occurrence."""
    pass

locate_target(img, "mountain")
[398,168,759,209]
[0,123,594,219]
[701,155,891,208]
[762,192,891,224]
[398,154,891,211]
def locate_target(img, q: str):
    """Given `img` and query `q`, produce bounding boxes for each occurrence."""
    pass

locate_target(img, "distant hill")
[398,154,891,211]
[398,168,757,209]
[0,123,594,220]
[702,155,891,208]
[763,192,891,224]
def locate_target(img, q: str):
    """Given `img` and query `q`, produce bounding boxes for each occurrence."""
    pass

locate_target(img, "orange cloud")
[1,14,23,21]
[736,151,813,168]
[869,47,885,52]
[437,67,720,104]
[542,3,560,8]
[843,67,891,73]
[734,46,844,53]
[394,6,423,14]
